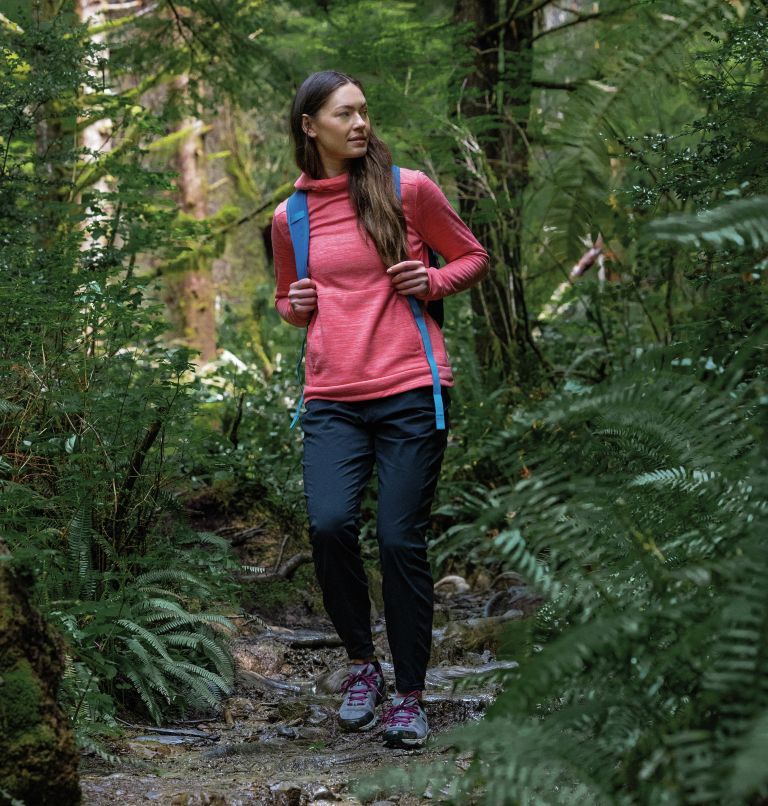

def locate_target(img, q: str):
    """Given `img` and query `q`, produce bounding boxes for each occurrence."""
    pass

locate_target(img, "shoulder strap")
[391,165,446,431]
[286,190,309,280]
[286,189,309,429]
[285,170,445,431]
[392,164,401,199]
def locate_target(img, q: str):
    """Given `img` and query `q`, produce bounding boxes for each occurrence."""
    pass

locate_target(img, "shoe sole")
[339,714,379,732]
[383,730,431,748]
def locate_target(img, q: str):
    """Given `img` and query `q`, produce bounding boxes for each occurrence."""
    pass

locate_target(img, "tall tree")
[452,0,538,377]
[164,73,218,362]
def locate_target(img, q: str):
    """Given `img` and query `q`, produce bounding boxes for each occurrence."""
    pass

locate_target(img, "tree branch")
[532,79,578,91]
[532,6,632,42]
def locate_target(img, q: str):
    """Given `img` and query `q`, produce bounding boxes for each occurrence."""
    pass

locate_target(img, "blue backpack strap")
[286,190,309,280]
[391,166,446,430]
[286,190,310,428]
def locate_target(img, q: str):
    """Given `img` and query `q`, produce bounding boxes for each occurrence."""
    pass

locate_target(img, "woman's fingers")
[289,278,318,314]
[388,264,429,297]
[387,261,429,297]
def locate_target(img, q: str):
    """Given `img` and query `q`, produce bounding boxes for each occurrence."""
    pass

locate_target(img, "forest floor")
[78,508,535,806]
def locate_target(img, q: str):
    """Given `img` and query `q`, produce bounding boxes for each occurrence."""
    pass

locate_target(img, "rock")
[170,792,228,806]
[315,666,348,694]
[232,638,286,678]
[433,574,470,597]
[296,726,324,741]
[309,783,340,800]
[308,704,330,725]
[0,541,81,805]
[432,614,518,661]
[269,780,303,806]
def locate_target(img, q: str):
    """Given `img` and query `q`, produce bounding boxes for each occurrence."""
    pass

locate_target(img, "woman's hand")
[387,260,429,298]
[288,278,318,318]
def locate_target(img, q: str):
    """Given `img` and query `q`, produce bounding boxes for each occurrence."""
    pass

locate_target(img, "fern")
[0,399,23,414]
[647,195,768,251]
[381,336,768,804]
[536,0,729,263]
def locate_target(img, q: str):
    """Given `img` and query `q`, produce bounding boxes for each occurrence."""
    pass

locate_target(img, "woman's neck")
[320,157,347,178]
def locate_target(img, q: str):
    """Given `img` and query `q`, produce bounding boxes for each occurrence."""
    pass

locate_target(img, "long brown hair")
[290,71,407,267]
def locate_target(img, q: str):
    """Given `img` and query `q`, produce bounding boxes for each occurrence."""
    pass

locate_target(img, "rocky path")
[79,575,533,806]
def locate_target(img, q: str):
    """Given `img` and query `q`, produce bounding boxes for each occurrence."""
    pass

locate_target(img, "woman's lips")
[348,138,367,144]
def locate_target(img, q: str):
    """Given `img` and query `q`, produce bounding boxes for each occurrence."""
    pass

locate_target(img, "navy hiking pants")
[301,386,449,694]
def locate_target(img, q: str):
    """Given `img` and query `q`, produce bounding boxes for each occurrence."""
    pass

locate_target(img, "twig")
[239,552,312,582]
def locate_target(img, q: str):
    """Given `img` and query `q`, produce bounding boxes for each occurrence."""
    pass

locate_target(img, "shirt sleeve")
[411,171,489,301]
[272,206,311,327]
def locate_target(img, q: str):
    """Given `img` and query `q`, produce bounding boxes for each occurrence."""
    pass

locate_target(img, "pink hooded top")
[271,167,489,402]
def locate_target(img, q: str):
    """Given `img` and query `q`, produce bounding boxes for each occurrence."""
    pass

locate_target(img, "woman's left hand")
[386,260,429,298]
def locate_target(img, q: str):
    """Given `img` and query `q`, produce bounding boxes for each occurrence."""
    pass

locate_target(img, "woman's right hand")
[288,278,318,318]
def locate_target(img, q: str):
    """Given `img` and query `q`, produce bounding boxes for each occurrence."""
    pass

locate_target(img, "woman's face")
[303,83,370,174]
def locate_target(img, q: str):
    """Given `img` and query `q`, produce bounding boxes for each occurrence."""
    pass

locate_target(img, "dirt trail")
[80,569,532,805]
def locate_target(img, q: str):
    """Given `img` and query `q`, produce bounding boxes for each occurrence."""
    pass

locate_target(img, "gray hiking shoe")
[382,692,430,747]
[338,661,386,731]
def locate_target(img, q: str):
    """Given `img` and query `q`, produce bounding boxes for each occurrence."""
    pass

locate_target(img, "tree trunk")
[76,0,113,245]
[0,539,81,805]
[164,75,218,363]
[453,0,539,379]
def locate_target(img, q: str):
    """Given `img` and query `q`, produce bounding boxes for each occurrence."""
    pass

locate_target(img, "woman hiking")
[271,70,488,748]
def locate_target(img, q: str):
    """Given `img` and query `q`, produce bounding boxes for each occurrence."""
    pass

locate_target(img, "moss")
[0,555,81,805]
[1,660,43,734]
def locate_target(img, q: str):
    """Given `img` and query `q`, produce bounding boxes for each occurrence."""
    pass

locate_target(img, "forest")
[1,0,767,804]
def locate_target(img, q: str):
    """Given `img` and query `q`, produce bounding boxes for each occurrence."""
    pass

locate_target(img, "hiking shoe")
[382,691,430,747]
[337,661,386,731]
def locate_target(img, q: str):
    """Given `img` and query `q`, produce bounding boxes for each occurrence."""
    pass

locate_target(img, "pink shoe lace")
[340,665,382,704]
[383,691,422,726]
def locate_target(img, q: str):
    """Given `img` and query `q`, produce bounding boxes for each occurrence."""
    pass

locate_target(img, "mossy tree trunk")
[0,538,81,805]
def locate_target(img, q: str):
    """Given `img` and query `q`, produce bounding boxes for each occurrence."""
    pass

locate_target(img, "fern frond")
[648,195,768,250]
[117,619,172,661]
[134,568,209,590]
[156,660,221,708]
[125,668,162,724]
[0,399,23,414]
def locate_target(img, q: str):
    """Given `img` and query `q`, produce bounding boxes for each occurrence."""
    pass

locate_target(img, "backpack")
[285,165,445,431]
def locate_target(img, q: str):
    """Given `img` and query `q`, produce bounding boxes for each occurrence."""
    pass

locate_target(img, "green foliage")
[0,10,247,731]
[359,7,768,803]
[362,335,768,804]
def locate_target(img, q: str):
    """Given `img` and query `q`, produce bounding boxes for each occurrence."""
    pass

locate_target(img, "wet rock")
[232,639,286,678]
[269,780,303,806]
[309,783,340,800]
[308,704,330,725]
[315,666,347,694]
[433,574,471,598]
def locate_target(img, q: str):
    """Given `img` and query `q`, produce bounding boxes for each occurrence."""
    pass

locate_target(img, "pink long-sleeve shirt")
[272,167,489,402]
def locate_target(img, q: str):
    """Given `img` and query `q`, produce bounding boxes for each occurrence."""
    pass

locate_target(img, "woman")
[271,71,488,748]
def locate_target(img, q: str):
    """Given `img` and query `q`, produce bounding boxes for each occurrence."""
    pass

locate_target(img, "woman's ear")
[302,114,316,138]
